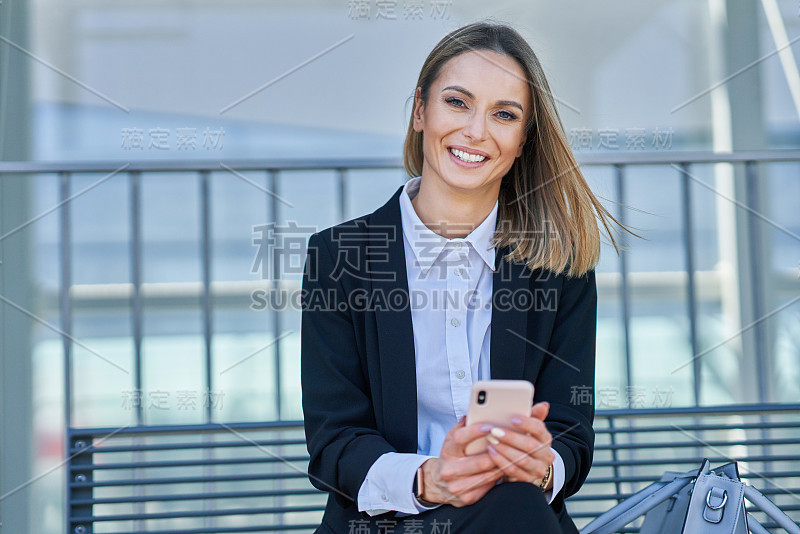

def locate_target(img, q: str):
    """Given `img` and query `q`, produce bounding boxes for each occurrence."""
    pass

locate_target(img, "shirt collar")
[399,176,498,275]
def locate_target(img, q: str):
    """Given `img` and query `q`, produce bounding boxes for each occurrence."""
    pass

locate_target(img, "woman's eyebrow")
[442,85,524,112]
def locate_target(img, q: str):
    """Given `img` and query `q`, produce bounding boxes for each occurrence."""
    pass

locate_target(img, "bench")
[67,403,800,533]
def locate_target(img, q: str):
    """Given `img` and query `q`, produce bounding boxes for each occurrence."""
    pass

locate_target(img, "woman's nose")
[463,111,487,141]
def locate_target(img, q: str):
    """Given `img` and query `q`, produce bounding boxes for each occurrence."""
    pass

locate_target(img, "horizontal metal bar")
[102,524,321,534]
[576,150,800,165]
[69,504,326,523]
[569,492,651,502]
[569,486,800,503]
[747,505,800,512]
[591,454,800,468]
[580,471,800,485]
[594,420,800,435]
[2,150,800,175]
[71,471,310,488]
[71,487,324,506]
[69,419,304,439]
[593,437,800,451]
[70,455,309,471]
[0,158,403,173]
[594,402,800,419]
[68,437,308,455]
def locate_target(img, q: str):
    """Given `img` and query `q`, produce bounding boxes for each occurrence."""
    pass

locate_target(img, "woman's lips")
[447,147,489,168]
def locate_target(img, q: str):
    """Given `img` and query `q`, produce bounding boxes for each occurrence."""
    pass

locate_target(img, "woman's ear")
[516,133,527,158]
[412,87,425,133]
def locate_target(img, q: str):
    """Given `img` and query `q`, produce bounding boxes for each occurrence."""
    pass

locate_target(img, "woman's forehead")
[434,51,530,104]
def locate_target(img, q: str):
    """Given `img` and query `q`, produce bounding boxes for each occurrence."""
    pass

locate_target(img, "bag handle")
[744,484,800,534]
[580,475,693,534]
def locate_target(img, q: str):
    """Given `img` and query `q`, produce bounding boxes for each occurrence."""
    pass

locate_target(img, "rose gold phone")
[464,379,534,455]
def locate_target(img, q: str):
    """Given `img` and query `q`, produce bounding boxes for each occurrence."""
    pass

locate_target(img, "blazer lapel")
[368,186,419,453]
[490,249,529,380]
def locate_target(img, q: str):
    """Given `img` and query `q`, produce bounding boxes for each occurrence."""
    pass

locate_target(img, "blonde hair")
[403,21,625,277]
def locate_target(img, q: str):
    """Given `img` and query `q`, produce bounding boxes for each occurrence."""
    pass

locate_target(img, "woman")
[301,21,622,533]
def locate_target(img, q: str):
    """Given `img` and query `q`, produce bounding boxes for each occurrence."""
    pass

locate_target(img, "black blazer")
[301,185,596,533]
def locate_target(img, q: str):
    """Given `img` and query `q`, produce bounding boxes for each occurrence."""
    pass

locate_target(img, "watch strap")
[414,465,437,506]
[539,463,553,490]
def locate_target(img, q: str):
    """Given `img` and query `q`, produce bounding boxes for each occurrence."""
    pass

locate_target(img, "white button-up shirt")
[357,176,564,515]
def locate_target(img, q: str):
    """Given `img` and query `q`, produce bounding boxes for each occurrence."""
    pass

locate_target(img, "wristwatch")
[539,463,553,491]
[414,465,438,506]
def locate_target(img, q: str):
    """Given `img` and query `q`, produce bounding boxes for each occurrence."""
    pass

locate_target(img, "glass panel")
[624,164,693,408]
[140,172,204,425]
[765,162,800,403]
[70,172,135,427]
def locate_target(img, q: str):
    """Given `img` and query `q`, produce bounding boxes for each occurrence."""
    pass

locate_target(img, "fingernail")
[480,424,493,433]
[490,427,506,438]
[487,435,499,445]
[511,416,523,425]
[488,444,497,454]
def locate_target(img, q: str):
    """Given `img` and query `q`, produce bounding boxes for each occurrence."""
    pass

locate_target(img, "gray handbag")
[580,459,800,534]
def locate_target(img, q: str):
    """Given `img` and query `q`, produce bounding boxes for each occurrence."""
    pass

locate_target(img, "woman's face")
[413,49,531,200]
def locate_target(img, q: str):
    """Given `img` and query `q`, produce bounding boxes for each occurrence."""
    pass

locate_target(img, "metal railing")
[1,150,798,430]
[66,403,800,533]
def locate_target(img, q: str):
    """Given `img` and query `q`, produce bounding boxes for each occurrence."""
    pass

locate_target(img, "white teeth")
[449,148,486,163]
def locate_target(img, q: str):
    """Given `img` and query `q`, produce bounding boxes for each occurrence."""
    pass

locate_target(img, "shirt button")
[456,370,466,379]
[454,242,462,249]
[451,318,460,327]
[381,493,388,501]
[454,268,462,276]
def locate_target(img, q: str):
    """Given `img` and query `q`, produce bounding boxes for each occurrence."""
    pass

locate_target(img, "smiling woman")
[404,23,624,276]
[408,50,531,241]
[301,21,627,534]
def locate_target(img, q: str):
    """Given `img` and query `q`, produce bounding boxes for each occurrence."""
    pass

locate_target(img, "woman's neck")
[410,176,499,239]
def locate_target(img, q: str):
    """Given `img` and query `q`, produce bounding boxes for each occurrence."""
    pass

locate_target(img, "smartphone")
[464,379,534,455]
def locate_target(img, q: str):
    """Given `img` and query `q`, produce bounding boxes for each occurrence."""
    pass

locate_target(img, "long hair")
[403,21,626,277]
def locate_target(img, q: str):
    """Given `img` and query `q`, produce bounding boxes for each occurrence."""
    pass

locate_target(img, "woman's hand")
[485,402,555,487]
[419,416,505,507]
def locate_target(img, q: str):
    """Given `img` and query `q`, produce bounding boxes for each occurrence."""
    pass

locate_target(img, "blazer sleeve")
[535,269,597,498]
[300,231,397,505]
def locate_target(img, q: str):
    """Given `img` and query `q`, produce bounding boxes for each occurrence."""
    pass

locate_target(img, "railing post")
[68,432,94,534]
[614,164,633,392]
[679,163,701,405]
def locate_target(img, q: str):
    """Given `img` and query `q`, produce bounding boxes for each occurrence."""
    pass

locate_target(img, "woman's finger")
[530,401,550,421]
[443,466,504,503]
[438,452,498,481]
[508,416,553,452]
[486,441,549,483]
[487,425,554,464]
[442,420,492,457]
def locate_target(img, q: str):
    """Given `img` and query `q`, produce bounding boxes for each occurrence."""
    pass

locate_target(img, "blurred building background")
[1,0,798,532]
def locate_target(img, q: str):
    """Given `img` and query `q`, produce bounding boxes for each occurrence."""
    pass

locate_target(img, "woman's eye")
[497,110,518,121]
[445,97,465,108]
